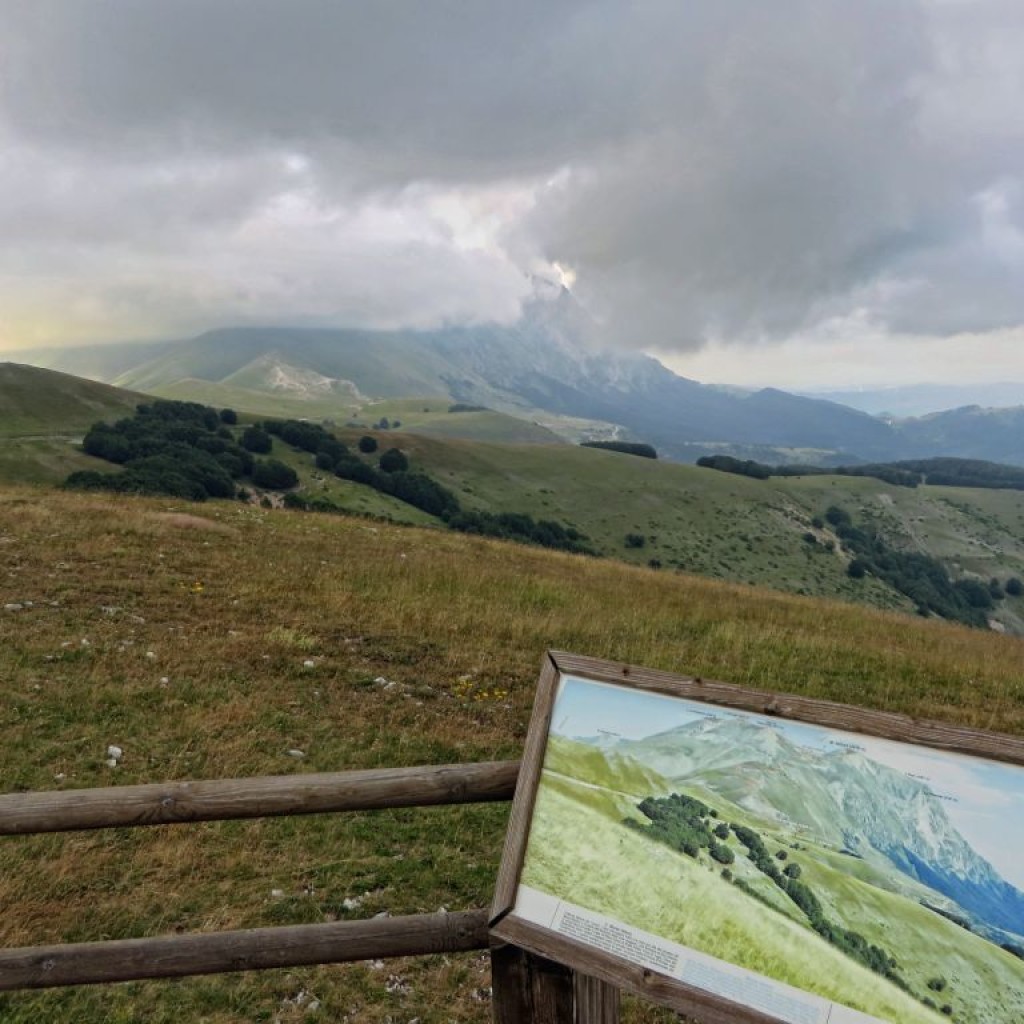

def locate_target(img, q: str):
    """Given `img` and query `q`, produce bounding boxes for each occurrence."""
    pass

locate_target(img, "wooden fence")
[0,761,619,1022]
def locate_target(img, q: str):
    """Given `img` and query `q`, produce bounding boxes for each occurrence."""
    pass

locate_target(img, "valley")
[4,359,1024,634]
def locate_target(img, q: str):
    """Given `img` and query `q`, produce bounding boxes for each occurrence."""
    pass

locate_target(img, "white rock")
[287,749,306,759]
[4,603,23,612]
[107,745,123,761]
[270,888,285,898]
[302,659,316,669]
[145,651,156,659]
[105,758,119,768]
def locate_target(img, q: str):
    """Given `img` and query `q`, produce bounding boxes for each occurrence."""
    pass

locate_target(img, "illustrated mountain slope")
[584,717,1024,937]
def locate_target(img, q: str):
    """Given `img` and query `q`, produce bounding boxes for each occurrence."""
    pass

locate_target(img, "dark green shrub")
[358,435,378,454]
[825,505,851,527]
[251,459,298,489]
[219,408,238,424]
[580,441,658,459]
[625,533,646,549]
[335,457,377,486]
[241,426,273,453]
[379,448,409,473]
[1007,577,1024,597]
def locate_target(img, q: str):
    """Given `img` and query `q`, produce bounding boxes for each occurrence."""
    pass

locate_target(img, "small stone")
[105,758,119,768]
[373,910,390,919]
[80,638,91,646]
[107,745,123,761]
[302,659,316,669]
[287,749,306,759]
[145,651,156,659]
[270,888,285,898]
[54,772,66,781]
[4,603,23,612]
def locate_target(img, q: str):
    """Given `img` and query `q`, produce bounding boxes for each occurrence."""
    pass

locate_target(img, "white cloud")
[1,1,1024,379]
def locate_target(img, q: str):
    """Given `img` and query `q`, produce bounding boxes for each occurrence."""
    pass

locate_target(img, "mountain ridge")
[11,295,1024,464]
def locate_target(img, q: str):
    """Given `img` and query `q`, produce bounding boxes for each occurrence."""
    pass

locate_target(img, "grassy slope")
[2,487,1024,1022]
[351,398,565,445]
[381,433,1024,625]
[0,363,145,437]
[152,377,366,422]
[4,386,1024,630]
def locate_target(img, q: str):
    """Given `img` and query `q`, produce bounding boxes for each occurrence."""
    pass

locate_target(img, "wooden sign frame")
[491,651,1024,1024]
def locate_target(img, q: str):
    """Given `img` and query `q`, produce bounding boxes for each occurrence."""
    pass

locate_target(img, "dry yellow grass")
[1,485,1023,1022]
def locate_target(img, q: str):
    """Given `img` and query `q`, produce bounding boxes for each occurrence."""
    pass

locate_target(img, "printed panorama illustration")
[517,675,1024,1024]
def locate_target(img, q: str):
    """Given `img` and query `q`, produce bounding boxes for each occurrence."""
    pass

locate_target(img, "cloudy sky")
[2,1,1023,388]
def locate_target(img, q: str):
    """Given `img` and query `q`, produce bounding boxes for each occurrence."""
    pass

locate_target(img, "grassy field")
[524,738,1024,1023]
[2,486,1024,1021]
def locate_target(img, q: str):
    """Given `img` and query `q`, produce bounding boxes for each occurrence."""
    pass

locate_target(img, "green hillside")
[375,433,1024,631]
[349,398,564,445]
[2,485,1023,1023]
[0,363,145,437]
[3,370,1023,633]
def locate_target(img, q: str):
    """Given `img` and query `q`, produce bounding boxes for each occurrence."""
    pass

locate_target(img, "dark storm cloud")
[1,1,1023,349]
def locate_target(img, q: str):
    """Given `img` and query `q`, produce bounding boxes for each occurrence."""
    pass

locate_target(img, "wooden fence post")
[490,945,620,1024]
[573,972,620,1024]
[491,944,574,1024]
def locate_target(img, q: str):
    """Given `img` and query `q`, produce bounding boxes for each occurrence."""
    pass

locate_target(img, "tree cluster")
[628,794,732,865]
[825,505,1008,627]
[290,427,595,555]
[698,454,1024,492]
[729,823,907,991]
[67,400,268,500]
[580,441,658,459]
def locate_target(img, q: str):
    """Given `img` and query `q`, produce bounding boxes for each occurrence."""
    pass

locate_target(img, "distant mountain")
[13,291,1024,465]
[805,383,1024,419]
[589,717,1024,937]
[895,406,1024,466]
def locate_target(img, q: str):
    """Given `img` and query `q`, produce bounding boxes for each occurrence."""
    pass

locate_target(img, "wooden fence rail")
[0,758,618,1022]
[0,760,520,835]
[0,910,489,990]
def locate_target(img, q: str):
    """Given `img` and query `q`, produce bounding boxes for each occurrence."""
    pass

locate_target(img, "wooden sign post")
[490,651,1024,1024]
